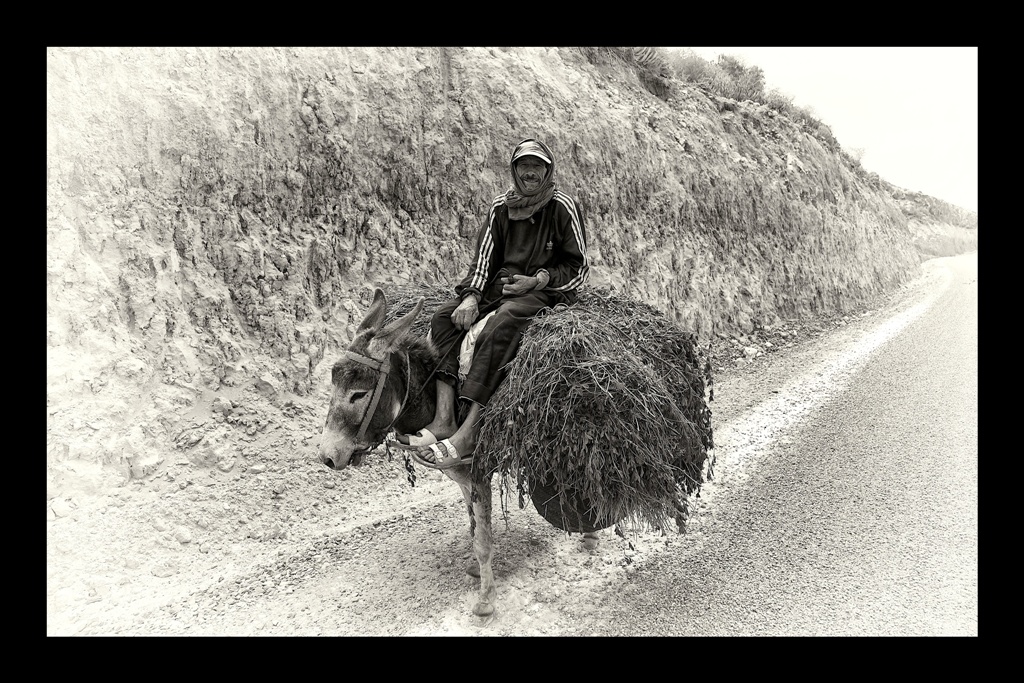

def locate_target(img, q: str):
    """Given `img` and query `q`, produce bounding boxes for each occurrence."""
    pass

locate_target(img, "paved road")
[581,253,978,636]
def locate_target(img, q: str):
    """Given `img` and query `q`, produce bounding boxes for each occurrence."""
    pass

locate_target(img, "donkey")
[318,288,501,617]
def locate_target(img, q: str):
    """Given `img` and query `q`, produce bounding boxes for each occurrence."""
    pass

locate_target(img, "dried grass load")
[385,283,715,534]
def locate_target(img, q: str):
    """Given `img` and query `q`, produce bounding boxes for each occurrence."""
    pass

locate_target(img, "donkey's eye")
[349,391,367,404]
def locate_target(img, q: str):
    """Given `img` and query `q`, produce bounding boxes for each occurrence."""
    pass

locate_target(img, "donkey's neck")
[390,338,439,437]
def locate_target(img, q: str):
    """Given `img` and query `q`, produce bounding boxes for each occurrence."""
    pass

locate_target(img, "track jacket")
[455,189,589,307]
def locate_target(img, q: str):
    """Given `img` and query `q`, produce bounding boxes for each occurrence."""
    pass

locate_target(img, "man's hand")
[452,294,480,330]
[501,273,542,296]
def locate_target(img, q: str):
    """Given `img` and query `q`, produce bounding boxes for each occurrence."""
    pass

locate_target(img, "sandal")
[410,439,474,470]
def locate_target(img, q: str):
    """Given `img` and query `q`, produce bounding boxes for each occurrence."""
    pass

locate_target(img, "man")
[394,138,589,469]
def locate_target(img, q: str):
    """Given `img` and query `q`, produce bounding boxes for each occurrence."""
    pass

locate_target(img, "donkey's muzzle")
[319,447,370,470]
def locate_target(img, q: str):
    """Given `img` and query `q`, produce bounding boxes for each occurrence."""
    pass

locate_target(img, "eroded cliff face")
[46,46,966,478]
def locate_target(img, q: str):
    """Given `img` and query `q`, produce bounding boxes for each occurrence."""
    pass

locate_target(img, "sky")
[673,47,978,213]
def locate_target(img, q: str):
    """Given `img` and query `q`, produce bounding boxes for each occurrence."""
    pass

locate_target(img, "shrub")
[763,87,796,117]
[664,48,717,86]
[629,47,675,99]
[574,46,632,67]
[715,55,766,102]
[666,49,856,177]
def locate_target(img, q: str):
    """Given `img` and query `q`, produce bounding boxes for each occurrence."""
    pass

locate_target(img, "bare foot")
[406,425,478,469]
[396,420,456,446]
[445,431,477,460]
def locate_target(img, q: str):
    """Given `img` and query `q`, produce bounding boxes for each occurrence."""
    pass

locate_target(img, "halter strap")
[345,349,410,442]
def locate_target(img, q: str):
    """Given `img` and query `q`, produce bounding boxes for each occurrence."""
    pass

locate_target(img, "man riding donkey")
[392,138,589,470]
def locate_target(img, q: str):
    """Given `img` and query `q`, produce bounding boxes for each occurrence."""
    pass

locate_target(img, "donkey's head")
[318,288,424,470]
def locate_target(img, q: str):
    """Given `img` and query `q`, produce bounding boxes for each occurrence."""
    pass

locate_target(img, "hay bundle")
[384,284,714,533]
[380,282,454,338]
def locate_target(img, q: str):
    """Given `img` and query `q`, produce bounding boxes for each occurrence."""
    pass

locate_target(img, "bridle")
[344,348,411,442]
[342,330,461,446]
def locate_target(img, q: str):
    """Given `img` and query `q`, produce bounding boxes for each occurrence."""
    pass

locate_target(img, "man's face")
[515,157,548,192]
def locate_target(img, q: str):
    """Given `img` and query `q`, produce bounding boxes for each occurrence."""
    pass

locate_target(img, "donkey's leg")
[445,399,486,579]
[583,531,600,550]
[470,472,496,617]
[443,468,480,577]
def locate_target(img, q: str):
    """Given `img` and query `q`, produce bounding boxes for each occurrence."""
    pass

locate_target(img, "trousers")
[429,289,560,407]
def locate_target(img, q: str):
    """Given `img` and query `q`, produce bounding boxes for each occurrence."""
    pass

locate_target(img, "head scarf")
[504,139,556,221]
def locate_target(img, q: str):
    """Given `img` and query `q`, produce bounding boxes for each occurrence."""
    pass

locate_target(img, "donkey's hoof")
[466,559,480,578]
[473,600,495,617]
[583,532,599,550]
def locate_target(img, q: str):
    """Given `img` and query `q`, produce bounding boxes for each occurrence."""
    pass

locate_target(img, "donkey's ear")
[374,296,424,351]
[356,288,388,334]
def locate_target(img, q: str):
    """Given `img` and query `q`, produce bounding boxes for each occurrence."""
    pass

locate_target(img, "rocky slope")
[46,46,976,515]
